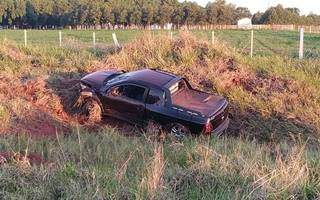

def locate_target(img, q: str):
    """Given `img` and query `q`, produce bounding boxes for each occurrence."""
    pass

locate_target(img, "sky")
[181,0,320,15]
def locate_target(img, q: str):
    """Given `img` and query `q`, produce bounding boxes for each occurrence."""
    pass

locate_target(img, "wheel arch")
[80,89,104,112]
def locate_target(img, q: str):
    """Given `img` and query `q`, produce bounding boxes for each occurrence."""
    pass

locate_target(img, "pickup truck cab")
[80,69,229,139]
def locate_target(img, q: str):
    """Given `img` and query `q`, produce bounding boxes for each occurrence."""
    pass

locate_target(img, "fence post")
[299,28,304,59]
[24,30,27,47]
[212,31,215,45]
[59,31,62,47]
[170,31,173,40]
[250,30,254,58]
[93,32,96,47]
[112,33,120,48]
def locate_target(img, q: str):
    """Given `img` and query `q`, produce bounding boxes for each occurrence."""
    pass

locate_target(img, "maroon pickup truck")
[80,69,229,139]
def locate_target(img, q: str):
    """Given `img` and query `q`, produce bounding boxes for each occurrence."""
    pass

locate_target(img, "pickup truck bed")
[171,88,227,117]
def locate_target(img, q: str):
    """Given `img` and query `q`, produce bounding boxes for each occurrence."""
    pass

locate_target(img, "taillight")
[203,119,213,135]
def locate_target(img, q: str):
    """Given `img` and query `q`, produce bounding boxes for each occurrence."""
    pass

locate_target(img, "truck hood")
[172,89,228,117]
[80,70,121,89]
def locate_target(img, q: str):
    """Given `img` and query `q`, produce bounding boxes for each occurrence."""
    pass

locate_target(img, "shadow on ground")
[228,103,318,146]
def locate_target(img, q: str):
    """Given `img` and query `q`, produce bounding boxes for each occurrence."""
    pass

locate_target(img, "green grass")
[1,130,319,199]
[1,30,320,199]
[1,29,320,58]
[0,29,145,47]
[0,29,177,47]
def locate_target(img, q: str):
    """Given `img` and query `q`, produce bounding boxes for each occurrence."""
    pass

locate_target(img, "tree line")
[0,0,319,29]
[252,4,320,25]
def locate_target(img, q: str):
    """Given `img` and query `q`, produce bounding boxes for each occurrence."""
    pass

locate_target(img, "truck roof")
[125,69,178,87]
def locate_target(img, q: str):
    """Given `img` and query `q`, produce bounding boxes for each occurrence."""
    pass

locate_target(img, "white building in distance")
[237,18,252,29]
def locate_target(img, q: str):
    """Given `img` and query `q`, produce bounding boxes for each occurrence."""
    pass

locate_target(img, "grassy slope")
[0,31,320,199]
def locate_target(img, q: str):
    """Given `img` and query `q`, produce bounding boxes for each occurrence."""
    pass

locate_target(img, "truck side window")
[147,89,165,105]
[108,84,146,102]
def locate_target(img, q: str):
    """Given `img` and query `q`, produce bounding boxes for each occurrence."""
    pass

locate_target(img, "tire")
[81,98,102,123]
[166,123,191,141]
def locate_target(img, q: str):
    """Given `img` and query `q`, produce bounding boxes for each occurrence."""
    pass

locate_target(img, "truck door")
[145,88,172,125]
[102,84,146,124]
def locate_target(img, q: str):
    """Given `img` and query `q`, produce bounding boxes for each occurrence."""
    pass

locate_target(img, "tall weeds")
[140,142,165,199]
[104,31,320,141]
[1,31,320,199]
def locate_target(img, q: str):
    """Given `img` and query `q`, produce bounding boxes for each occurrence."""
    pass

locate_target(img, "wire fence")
[194,29,320,59]
[182,24,320,33]
[1,29,320,59]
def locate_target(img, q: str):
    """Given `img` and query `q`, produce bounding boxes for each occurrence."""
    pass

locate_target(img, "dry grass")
[1,31,320,199]
[104,31,320,141]
[250,146,309,196]
[140,142,165,199]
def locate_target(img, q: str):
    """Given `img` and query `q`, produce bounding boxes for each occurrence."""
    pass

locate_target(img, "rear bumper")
[212,117,230,135]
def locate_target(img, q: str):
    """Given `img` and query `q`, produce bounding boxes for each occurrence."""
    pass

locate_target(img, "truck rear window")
[169,80,187,95]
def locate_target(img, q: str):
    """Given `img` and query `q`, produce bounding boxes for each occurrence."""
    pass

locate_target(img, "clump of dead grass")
[0,40,27,62]
[0,151,44,169]
[140,142,165,199]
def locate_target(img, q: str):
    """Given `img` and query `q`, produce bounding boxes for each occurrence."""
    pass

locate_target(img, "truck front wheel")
[167,123,191,141]
[81,98,102,123]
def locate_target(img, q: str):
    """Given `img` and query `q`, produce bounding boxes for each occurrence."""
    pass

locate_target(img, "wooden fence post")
[112,33,120,48]
[250,30,254,58]
[93,32,96,47]
[24,30,27,47]
[59,31,62,47]
[299,28,304,59]
[212,31,215,45]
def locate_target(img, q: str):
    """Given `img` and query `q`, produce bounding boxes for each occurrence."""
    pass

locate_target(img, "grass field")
[1,29,320,58]
[0,30,320,199]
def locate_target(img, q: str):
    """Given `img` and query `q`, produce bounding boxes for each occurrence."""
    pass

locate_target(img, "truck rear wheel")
[81,98,102,123]
[167,123,191,141]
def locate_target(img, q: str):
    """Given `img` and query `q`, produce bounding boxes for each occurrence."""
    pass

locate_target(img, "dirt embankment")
[0,76,73,136]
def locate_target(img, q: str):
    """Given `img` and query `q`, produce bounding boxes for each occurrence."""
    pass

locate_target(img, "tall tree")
[3,0,26,26]
[252,12,263,24]
[0,0,12,23]
[235,7,251,20]
[171,1,183,27]
[260,4,300,24]
[181,2,204,25]
[155,0,176,26]
[52,0,71,27]
[2,0,320,28]
[138,0,157,28]
[206,0,237,25]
